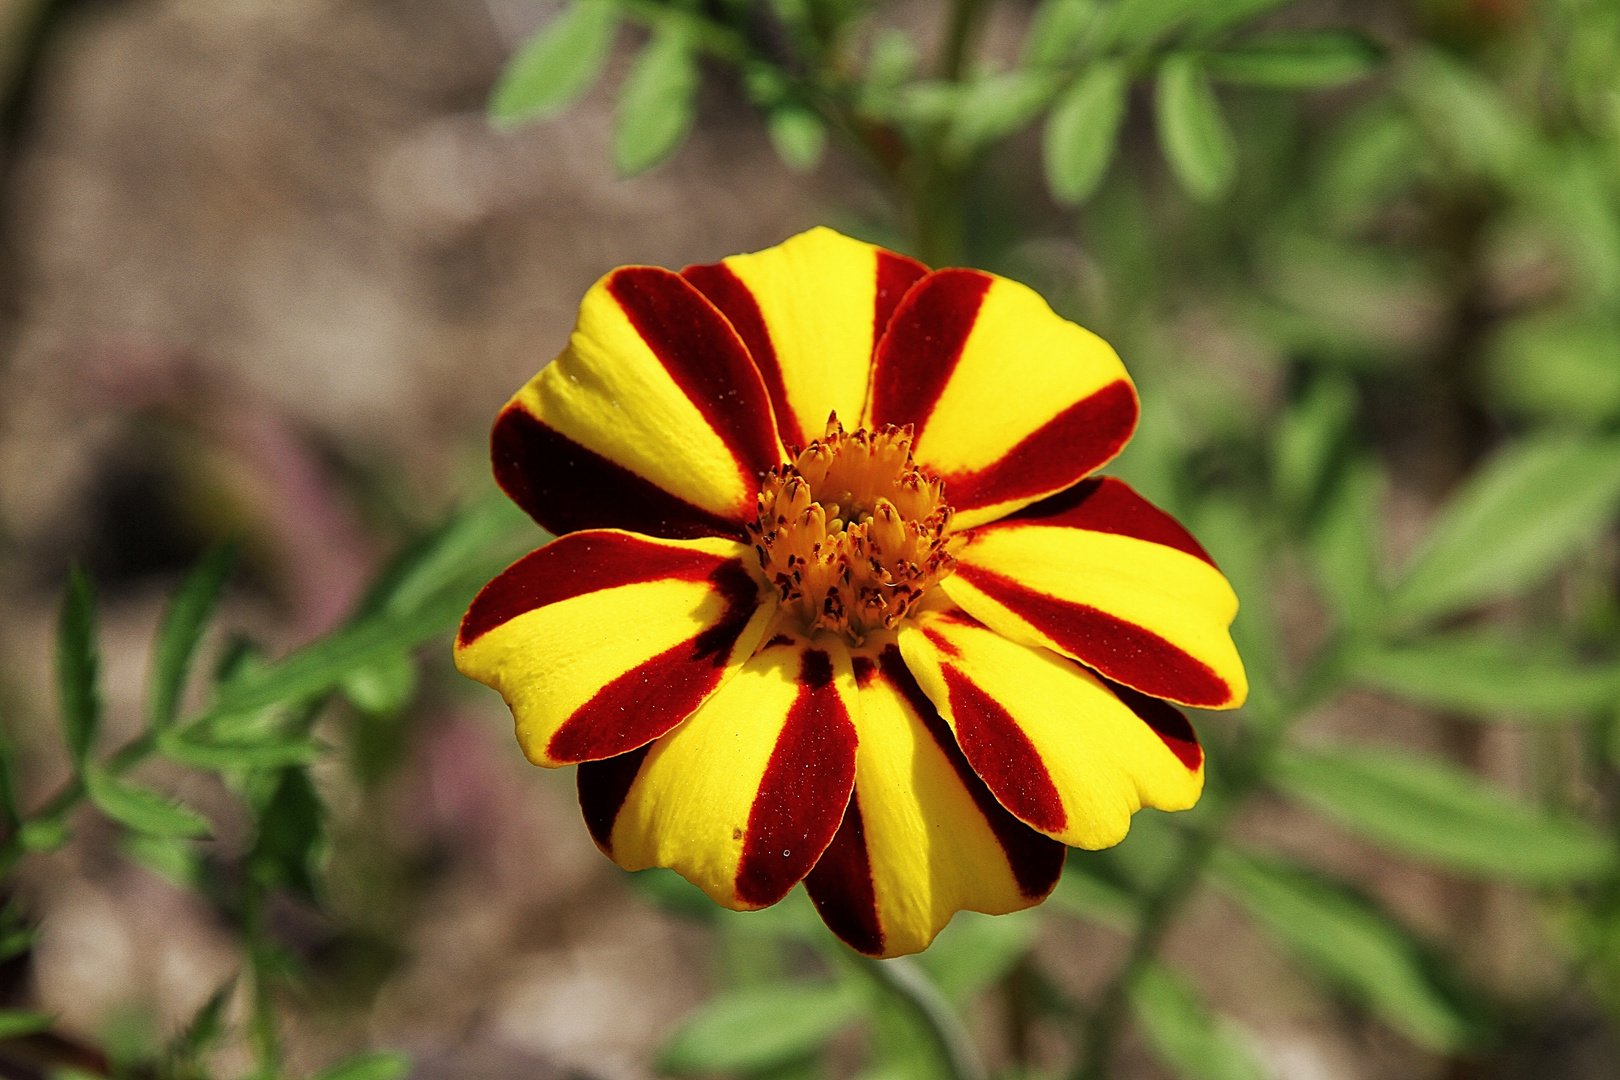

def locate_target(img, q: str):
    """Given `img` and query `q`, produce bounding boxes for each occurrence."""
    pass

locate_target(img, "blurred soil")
[0,2,1611,1080]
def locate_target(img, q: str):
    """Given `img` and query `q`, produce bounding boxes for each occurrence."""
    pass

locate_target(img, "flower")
[454,227,1246,957]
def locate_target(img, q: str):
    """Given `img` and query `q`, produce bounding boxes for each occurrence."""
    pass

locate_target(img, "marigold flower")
[454,227,1246,957]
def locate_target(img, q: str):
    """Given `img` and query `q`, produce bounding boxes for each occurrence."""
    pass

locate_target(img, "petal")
[803,637,1064,957]
[580,631,860,909]
[494,266,785,540]
[897,607,1204,849]
[682,226,928,450]
[940,477,1247,709]
[866,270,1138,528]
[455,530,776,766]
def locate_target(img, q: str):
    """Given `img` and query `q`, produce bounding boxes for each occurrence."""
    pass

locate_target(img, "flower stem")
[856,955,987,1080]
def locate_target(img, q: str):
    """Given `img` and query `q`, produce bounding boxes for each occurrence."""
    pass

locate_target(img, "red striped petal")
[997,476,1214,566]
[867,269,993,430]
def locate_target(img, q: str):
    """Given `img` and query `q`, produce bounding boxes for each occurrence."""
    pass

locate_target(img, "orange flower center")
[748,415,959,644]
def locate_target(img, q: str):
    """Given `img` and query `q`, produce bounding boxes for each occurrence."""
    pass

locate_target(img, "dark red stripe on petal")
[953,563,1232,708]
[803,792,884,955]
[681,261,803,450]
[872,250,930,353]
[607,267,783,486]
[545,560,763,762]
[492,406,746,541]
[942,380,1139,516]
[997,477,1214,566]
[734,648,857,906]
[879,647,1063,898]
[851,655,877,688]
[459,530,732,647]
[576,742,652,854]
[867,269,993,429]
[1105,678,1203,771]
[939,664,1068,836]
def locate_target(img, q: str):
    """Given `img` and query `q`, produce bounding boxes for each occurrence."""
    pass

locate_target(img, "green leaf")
[1272,374,1357,517]
[1048,859,1138,932]
[1205,30,1384,88]
[122,833,202,887]
[16,818,69,853]
[1312,105,1420,233]
[915,911,1037,1005]
[1485,312,1620,425]
[1022,0,1098,68]
[1094,0,1201,50]
[1187,0,1293,37]
[945,71,1057,162]
[310,1051,412,1080]
[56,568,101,768]
[1211,850,1487,1052]
[658,982,864,1075]
[149,543,236,732]
[768,107,826,172]
[613,29,700,177]
[1309,456,1386,631]
[489,0,620,126]
[1272,744,1615,882]
[168,979,234,1062]
[86,768,211,839]
[339,652,417,717]
[1188,498,1282,724]
[0,1009,53,1039]
[1390,434,1620,622]
[1404,47,1531,184]
[1351,633,1620,720]
[1129,963,1269,1080]
[1043,60,1128,205]
[248,768,324,902]
[1155,54,1236,203]
[159,728,323,772]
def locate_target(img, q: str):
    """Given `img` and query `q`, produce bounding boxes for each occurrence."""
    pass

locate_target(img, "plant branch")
[856,955,987,1080]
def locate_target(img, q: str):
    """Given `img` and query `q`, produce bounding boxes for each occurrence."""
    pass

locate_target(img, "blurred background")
[2,1,1619,1079]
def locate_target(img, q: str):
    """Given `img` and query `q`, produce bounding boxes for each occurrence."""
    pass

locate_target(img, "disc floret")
[749,414,959,643]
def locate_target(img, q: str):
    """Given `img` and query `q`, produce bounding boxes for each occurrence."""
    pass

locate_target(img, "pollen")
[749,414,960,644]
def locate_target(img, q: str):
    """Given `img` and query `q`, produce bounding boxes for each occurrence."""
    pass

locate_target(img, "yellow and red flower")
[454,227,1246,957]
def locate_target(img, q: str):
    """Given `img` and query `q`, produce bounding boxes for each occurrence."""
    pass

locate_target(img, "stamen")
[747,413,961,644]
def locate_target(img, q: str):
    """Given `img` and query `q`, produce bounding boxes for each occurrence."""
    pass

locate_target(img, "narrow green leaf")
[56,568,100,768]
[1485,312,1620,425]
[0,927,33,962]
[768,107,826,172]
[1206,30,1384,88]
[1129,963,1269,1080]
[1094,0,1201,50]
[248,768,325,901]
[1188,498,1282,725]
[1271,374,1357,516]
[1273,744,1615,882]
[1211,850,1487,1052]
[1390,434,1620,622]
[1351,633,1620,720]
[659,982,864,1075]
[310,1051,412,1080]
[86,768,211,839]
[16,818,69,853]
[149,543,236,732]
[159,728,323,772]
[489,0,620,126]
[945,71,1057,162]
[1155,54,1237,203]
[1022,0,1098,68]
[339,652,417,717]
[1403,47,1531,184]
[1043,60,1128,205]
[0,1010,53,1039]
[915,911,1037,1005]
[1188,0,1293,37]
[613,30,700,177]
[1309,457,1386,631]
[168,979,234,1061]
[123,833,202,887]
[1312,104,1420,233]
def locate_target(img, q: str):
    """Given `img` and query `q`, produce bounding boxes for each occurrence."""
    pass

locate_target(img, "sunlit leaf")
[1390,434,1620,623]
[1129,963,1270,1080]
[613,29,700,177]
[1156,54,1236,203]
[1206,30,1383,88]
[659,982,865,1075]
[310,1051,412,1080]
[1273,744,1615,882]
[122,833,202,887]
[768,107,827,172]
[1404,47,1531,184]
[1022,0,1099,68]
[1094,0,1201,50]
[56,568,100,768]
[945,71,1057,162]
[489,0,620,126]
[1211,850,1488,1052]
[1043,60,1128,205]
[148,543,236,732]
[86,768,211,839]
[339,652,417,717]
[1350,633,1620,720]
[1485,311,1620,425]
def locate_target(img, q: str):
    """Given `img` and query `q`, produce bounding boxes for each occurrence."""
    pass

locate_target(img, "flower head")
[455,227,1246,957]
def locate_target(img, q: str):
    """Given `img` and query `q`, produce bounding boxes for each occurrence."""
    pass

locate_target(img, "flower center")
[748,415,959,644]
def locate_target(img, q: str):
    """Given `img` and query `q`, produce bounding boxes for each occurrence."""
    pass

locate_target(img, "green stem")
[939,0,990,81]
[856,955,986,1080]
